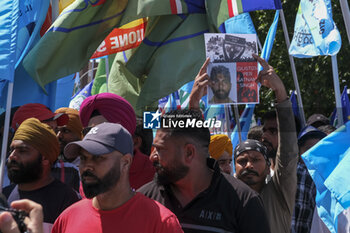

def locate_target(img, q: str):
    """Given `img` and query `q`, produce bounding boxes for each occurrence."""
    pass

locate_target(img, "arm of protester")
[254,54,298,214]
[253,54,288,103]
[0,199,44,233]
[189,57,210,110]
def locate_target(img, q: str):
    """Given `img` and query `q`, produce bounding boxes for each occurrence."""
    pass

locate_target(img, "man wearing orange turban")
[53,108,83,192]
[3,118,80,227]
[209,134,233,175]
[55,107,83,166]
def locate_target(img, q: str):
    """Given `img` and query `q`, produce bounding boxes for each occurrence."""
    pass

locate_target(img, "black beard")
[7,155,43,184]
[154,162,189,186]
[58,139,67,155]
[262,140,277,159]
[213,89,230,100]
[81,164,120,199]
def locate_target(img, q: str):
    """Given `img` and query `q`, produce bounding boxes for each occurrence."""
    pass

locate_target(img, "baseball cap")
[298,125,327,145]
[11,103,69,130]
[307,114,330,127]
[64,122,133,158]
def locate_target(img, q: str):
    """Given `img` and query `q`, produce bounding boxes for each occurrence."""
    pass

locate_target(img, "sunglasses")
[82,127,92,137]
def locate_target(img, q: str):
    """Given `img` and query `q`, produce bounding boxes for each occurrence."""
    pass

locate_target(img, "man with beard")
[208,65,234,104]
[50,108,82,191]
[138,109,271,233]
[234,55,298,233]
[79,93,155,190]
[3,118,80,232]
[54,107,83,166]
[52,122,183,233]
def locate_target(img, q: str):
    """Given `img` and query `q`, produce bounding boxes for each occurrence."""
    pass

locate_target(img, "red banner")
[91,19,146,59]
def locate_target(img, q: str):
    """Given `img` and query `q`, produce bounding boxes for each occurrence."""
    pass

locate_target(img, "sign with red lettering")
[91,19,146,59]
[236,62,258,104]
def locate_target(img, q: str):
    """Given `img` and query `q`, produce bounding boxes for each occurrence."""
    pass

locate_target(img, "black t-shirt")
[3,179,80,224]
[51,159,80,192]
[138,158,271,233]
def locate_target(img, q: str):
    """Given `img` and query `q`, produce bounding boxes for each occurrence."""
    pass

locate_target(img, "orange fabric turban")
[13,118,59,164]
[55,107,83,139]
[209,134,233,160]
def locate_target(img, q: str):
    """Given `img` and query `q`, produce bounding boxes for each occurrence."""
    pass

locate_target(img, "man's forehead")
[11,140,32,149]
[154,130,171,143]
[239,150,264,158]
[263,118,277,128]
[213,73,229,80]
[88,115,108,127]
[79,147,119,158]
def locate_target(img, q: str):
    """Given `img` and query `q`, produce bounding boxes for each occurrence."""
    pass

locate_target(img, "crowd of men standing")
[0,55,347,233]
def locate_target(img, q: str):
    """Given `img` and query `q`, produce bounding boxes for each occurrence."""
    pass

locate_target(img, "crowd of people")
[0,55,347,233]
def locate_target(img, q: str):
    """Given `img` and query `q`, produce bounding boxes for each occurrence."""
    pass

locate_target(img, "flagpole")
[339,0,350,44]
[233,105,242,143]
[0,82,14,191]
[331,55,344,127]
[88,60,94,83]
[257,37,263,52]
[224,106,231,135]
[279,9,306,127]
[105,57,110,92]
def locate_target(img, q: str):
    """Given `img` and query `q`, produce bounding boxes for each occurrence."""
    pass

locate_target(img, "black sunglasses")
[82,127,92,137]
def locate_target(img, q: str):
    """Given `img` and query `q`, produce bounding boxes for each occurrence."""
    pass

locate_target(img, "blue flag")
[54,74,75,110]
[302,121,350,233]
[223,13,256,34]
[0,0,19,82]
[289,0,341,58]
[69,79,94,110]
[341,86,350,124]
[228,11,279,148]
[15,0,50,67]
[290,90,300,120]
[259,10,279,65]
[330,86,350,126]
[230,104,255,148]
[0,0,61,111]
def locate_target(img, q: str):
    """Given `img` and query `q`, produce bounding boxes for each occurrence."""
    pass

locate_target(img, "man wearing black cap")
[291,126,327,233]
[234,55,298,233]
[52,123,183,233]
[307,113,330,128]
[139,109,271,233]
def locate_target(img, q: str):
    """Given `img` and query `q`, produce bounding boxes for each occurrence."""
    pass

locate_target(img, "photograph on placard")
[207,63,237,105]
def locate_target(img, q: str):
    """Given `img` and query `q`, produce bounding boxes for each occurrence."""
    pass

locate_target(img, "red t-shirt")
[129,149,156,189]
[52,193,183,233]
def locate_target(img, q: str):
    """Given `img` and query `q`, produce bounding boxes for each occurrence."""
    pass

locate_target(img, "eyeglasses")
[82,127,92,137]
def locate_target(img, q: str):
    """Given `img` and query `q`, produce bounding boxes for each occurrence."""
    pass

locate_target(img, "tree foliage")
[251,0,350,120]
